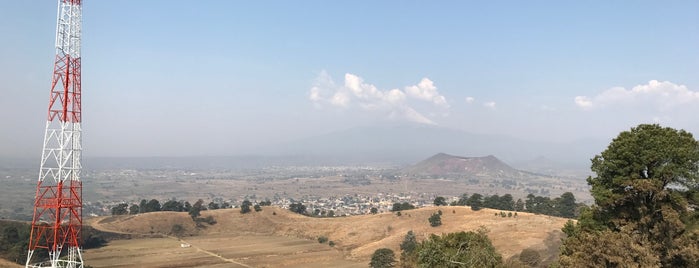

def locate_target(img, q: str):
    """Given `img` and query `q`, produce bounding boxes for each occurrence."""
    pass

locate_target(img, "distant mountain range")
[264,124,606,171]
[1,125,606,177]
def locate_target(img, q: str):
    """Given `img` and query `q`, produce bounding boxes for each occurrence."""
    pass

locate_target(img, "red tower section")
[26,1,84,268]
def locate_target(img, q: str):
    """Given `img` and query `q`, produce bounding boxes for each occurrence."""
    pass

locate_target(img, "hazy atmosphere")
[4,2,699,267]
[2,1,698,160]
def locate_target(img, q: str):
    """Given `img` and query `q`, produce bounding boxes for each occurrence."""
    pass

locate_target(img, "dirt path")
[90,217,253,268]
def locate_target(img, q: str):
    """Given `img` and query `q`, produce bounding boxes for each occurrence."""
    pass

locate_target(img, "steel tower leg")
[26,1,84,267]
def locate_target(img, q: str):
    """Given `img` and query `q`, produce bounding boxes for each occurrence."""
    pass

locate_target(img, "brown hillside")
[0,258,22,268]
[404,153,522,177]
[89,206,568,261]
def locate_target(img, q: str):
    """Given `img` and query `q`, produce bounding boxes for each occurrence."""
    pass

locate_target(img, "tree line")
[111,198,233,216]
[431,191,581,219]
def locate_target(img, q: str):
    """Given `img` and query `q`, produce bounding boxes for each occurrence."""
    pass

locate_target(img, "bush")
[414,229,502,267]
[519,248,541,266]
[370,248,396,268]
[240,204,251,214]
[170,224,185,237]
[318,236,328,244]
[328,241,335,247]
[289,203,307,215]
[429,213,442,227]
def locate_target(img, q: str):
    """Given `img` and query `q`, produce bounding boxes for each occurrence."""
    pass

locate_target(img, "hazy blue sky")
[1,1,698,157]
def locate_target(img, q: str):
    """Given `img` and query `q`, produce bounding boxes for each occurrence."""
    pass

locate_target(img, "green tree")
[162,200,183,212]
[456,193,469,206]
[240,200,252,214]
[189,199,204,219]
[370,207,378,214]
[289,203,307,215]
[500,194,515,210]
[111,203,128,215]
[433,196,447,206]
[414,229,502,267]
[145,199,161,212]
[139,199,147,213]
[557,192,577,218]
[208,202,220,210]
[560,124,699,267]
[466,193,483,211]
[514,198,525,211]
[400,230,418,266]
[253,204,262,212]
[428,213,442,227]
[392,202,415,212]
[129,204,139,215]
[370,248,396,268]
[483,194,499,209]
[318,236,328,243]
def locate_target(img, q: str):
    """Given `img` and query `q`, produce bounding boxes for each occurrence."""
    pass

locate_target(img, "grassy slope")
[89,206,568,261]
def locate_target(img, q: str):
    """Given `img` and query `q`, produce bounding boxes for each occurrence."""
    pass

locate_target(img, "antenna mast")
[26,0,84,267]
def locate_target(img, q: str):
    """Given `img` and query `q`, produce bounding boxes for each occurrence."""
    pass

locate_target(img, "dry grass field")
[85,206,569,267]
[0,259,22,268]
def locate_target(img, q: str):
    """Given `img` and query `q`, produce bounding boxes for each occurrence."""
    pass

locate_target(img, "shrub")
[318,236,328,244]
[519,248,541,266]
[429,213,442,227]
[370,248,396,268]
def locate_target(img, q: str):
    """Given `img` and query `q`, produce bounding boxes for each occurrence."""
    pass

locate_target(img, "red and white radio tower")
[26,1,84,267]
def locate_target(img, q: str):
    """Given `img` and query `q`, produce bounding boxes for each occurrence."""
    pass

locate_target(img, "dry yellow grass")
[87,205,568,266]
[0,259,22,268]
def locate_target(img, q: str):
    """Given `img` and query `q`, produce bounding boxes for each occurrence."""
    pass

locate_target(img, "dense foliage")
[428,213,442,227]
[240,200,252,214]
[289,202,307,215]
[433,196,447,206]
[392,202,416,212]
[448,191,580,218]
[559,124,699,267]
[0,220,120,265]
[400,228,502,268]
[370,248,396,268]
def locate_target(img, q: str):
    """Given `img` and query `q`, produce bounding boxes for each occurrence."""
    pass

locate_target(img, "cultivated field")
[85,206,569,267]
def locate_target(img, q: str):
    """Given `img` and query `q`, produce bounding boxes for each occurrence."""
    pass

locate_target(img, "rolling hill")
[403,153,522,177]
[85,206,568,267]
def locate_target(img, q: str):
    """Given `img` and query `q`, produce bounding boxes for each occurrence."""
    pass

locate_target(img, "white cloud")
[330,92,350,107]
[405,78,450,108]
[465,97,475,103]
[574,96,593,109]
[483,101,496,109]
[309,72,449,125]
[574,80,699,110]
